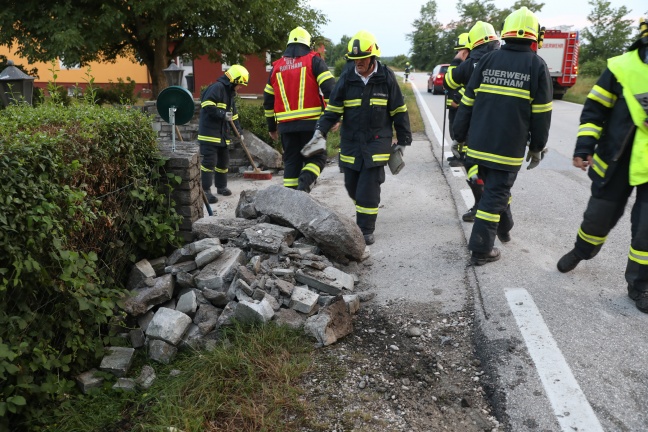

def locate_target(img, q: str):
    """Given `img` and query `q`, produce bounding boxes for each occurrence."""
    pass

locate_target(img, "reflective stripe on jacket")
[453,43,552,171]
[198,76,239,147]
[317,61,412,170]
[269,51,331,123]
[608,50,648,186]
[574,50,647,186]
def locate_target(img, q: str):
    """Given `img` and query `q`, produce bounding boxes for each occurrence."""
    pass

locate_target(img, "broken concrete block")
[112,378,136,392]
[182,238,221,255]
[295,268,343,295]
[136,365,156,390]
[192,217,258,241]
[195,245,224,268]
[274,308,306,330]
[303,297,353,346]
[146,307,192,346]
[127,259,156,290]
[165,260,197,275]
[123,274,175,316]
[290,286,319,314]
[176,289,198,315]
[234,298,275,324]
[76,369,104,394]
[148,339,178,364]
[129,328,146,349]
[343,294,360,314]
[195,248,246,290]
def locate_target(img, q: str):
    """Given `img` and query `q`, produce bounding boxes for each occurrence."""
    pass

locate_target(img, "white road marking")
[412,81,445,147]
[460,188,474,209]
[451,168,465,178]
[505,288,604,432]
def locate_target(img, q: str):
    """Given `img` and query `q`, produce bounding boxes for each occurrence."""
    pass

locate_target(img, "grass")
[45,323,314,432]
[562,76,596,104]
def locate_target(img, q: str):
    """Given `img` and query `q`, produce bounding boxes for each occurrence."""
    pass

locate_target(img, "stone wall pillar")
[158,142,203,244]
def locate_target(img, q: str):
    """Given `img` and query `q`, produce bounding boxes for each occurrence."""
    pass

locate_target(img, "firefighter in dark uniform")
[444,32,470,148]
[198,64,249,203]
[264,27,335,192]
[404,62,411,82]
[445,22,500,223]
[557,19,648,313]
[453,7,553,265]
[311,30,412,245]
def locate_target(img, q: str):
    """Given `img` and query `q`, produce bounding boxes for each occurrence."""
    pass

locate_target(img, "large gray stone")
[123,274,175,316]
[254,185,365,260]
[192,217,258,240]
[244,223,297,253]
[235,189,259,219]
[127,259,156,290]
[241,130,283,169]
[234,298,275,324]
[195,248,246,289]
[146,307,192,345]
[148,339,178,364]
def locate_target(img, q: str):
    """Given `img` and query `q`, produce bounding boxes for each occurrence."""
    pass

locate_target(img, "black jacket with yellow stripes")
[316,61,412,170]
[263,44,335,134]
[443,43,498,107]
[574,67,637,186]
[453,43,552,172]
[198,75,241,148]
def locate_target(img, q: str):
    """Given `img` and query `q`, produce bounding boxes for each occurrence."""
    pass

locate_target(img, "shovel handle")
[229,119,259,173]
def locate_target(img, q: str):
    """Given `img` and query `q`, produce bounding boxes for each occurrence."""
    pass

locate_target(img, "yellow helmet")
[468,21,498,49]
[225,64,249,86]
[501,7,539,41]
[287,26,311,47]
[454,33,470,50]
[347,30,382,59]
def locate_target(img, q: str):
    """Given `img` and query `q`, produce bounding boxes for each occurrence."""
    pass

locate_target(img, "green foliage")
[237,98,283,153]
[94,77,138,105]
[580,0,634,65]
[327,35,352,65]
[579,58,607,77]
[333,58,348,78]
[47,323,313,431]
[0,101,182,429]
[0,0,327,97]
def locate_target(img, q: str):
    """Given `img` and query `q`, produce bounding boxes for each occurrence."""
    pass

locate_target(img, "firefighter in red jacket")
[444,22,500,222]
[198,64,249,203]
[309,30,412,245]
[453,7,553,265]
[263,27,335,192]
[557,19,648,313]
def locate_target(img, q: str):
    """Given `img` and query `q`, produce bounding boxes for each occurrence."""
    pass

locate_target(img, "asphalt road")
[406,71,647,432]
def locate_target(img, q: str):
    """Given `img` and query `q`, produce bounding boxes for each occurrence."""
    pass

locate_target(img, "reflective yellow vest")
[607,50,648,186]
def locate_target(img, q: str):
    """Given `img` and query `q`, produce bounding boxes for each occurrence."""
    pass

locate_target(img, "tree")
[0,0,326,97]
[327,35,352,65]
[579,0,634,74]
[408,1,446,71]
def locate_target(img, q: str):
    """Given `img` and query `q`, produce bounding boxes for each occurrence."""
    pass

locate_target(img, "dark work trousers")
[200,142,230,189]
[572,149,648,292]
[281,131,327,191]
[468,166,515,253]
[447,107,457,141]
[343,162,386,235]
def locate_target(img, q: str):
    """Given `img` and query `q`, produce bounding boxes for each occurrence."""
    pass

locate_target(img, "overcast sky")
[310,0,647,57]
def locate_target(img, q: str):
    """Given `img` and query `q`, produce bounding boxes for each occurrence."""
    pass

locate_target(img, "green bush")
[579,59,607,78]
[334,58,347,78]
[94,77,138,105]
[0,102,182,429]
[237,98,283,153]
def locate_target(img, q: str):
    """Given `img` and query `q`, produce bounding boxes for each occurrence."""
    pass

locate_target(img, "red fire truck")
[537,29,579,99]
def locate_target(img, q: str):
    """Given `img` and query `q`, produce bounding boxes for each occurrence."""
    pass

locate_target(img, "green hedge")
[0,102,182,429]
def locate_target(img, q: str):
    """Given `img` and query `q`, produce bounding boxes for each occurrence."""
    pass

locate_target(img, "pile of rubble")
[76,185,374,393]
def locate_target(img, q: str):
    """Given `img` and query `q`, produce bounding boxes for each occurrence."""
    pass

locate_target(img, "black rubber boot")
[217,187,232,196]
[471,248,501,266]
[497,231,511,243]
[635,292,648,314]
[202,172,218,203]
[462,207,477,222]
[557,249,582,273]
[363,234,375,245]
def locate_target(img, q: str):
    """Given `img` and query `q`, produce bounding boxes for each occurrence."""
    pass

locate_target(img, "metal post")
[169,106,177,152]
[441,92,448,167]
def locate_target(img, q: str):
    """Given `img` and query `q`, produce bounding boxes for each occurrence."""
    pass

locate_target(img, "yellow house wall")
[0,46,149,85]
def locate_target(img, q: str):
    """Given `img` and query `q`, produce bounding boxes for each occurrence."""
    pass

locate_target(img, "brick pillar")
[158,141,203,244]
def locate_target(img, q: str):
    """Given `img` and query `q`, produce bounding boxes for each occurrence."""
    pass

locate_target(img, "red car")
[427,64,449,94]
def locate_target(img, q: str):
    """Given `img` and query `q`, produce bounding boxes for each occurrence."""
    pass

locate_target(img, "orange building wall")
[0,46,151,95]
